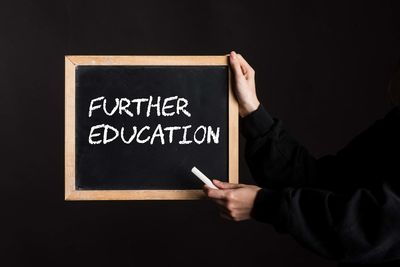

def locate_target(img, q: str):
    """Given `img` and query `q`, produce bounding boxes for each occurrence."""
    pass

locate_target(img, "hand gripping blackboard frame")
[65,56,238,200]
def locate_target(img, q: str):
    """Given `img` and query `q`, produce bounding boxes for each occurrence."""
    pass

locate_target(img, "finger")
[237,54,252,69]
[203,185,212,195]
[213,179,242,189]
[229,51,245,78]
[237,54,253,70]
[237,54,255,78]
[204,187,226,200]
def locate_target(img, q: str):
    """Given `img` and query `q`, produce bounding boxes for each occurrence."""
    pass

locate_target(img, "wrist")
[240,100,260,117]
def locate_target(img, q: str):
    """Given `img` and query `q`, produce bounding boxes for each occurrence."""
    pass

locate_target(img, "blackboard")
[65,56,238,200]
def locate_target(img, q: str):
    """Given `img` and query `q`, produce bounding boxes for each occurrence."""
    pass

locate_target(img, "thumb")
[213,179,242,189]
[229,51,244,79]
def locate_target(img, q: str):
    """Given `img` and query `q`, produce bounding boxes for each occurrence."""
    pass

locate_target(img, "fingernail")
[231,51,236,59]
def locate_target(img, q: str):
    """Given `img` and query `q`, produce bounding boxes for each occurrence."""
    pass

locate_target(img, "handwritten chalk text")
[87,96,221,145]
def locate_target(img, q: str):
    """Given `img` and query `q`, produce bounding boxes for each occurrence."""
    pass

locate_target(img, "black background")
[75,66,228,190]
[1,1,399,266]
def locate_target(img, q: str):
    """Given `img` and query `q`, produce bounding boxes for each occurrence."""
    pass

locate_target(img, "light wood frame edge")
[64,55,238,201]
[65,56,76,200]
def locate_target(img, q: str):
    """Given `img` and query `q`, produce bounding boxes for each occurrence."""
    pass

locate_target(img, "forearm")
[242,105,318,189]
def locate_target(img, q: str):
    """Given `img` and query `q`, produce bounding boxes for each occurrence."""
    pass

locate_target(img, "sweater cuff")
[251,188,283,224]
[241,104,274,139]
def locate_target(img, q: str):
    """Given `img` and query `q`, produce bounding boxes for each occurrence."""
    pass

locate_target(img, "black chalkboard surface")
[65,56,238,200]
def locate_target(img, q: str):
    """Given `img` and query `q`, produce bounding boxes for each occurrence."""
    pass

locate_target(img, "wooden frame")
[65,56,238,200]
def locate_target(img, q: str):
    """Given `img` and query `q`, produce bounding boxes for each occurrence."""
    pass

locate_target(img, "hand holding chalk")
[191,167,218,189]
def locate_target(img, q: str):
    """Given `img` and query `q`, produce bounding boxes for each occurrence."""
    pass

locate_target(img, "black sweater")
[242,105,400,266]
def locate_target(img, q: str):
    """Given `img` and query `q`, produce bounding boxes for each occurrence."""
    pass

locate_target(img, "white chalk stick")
[191,166,218,189]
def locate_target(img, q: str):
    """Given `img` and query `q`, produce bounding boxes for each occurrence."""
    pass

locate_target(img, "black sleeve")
[244,106,400,263]
[242,104,319,189]
[250,184,400,264]
[242,105,394,191]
